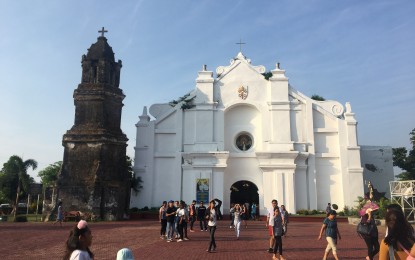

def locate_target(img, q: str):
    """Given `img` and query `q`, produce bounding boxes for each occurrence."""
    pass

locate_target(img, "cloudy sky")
[1,0,414,181]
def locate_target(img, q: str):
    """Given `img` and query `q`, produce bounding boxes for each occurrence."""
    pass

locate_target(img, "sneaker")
[190,230,195,232]
[167,239,171,243]
[177,239,183,242]
[267,248,273,253]
[205,229,208,231]
[200,229,203,231]
[229,226,232,228]
[184,237,189,241]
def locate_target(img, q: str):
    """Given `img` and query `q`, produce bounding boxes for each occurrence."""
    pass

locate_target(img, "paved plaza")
[1,219,385,260]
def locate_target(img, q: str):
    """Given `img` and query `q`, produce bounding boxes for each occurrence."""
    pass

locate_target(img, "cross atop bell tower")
[98,26,108,37]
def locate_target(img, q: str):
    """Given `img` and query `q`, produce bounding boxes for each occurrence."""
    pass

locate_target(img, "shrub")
[130,207,139,213]
[338,211,345,216]
[311,209,318,215]
[296,209,307,215]
[377,197,390,219]
[15,216,27,222]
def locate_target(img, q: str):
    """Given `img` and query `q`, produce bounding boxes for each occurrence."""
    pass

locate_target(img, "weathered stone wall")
[55,35,129,221]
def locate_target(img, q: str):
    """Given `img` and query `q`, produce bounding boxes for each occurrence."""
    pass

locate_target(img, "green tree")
[126,156,142,194]
[262,71,273,80]
[311,94,325,101]
[1,155,37,221]
[393,128,415,180]
[0,169,19,203]
[38,161,61,188]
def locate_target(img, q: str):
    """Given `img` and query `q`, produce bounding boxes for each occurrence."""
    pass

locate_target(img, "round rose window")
[235,133,253,151]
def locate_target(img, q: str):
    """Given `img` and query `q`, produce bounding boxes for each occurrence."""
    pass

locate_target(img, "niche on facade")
[235,132,253,151]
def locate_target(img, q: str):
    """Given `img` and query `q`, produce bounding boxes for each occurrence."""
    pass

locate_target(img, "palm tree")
[2,155,38,221]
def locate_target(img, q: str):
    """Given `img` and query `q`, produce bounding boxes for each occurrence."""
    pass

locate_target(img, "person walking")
[266,199,278,253]
[165,200,177,242]
[214,198,222,220]
[230,203,243,240]
[229,203,235,229]
[205,199,218,253]
[63,220,94,260]
[318,210,341,260]
[378,209,415,259]
[280,205,289,236]
[198,201,208,231]
[359,209,379,260]
[272,206,286,260]
[54,201,63,227]
[241,204,248,228]
[159,201,167,239]
[325,203,332,217]
[189,200,197,232]
[251,203,257,220]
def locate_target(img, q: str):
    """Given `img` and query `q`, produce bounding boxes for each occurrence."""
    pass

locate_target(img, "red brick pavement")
[0,219,384,260]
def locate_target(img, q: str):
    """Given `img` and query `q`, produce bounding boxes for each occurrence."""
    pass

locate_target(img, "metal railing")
[390,181,415,220]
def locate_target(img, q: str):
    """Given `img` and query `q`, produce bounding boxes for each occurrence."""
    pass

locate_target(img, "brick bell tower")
[57,28,129,220]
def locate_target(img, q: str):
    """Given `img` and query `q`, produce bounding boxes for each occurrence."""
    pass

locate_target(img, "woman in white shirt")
[230,204,243,240]
[206,199,218,253]
[64,220,94,260]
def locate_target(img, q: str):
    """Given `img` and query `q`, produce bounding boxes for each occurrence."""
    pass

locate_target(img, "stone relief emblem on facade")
[238,86,248,100]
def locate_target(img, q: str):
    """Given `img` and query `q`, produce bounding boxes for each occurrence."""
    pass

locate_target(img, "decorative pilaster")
[268,63,293,151]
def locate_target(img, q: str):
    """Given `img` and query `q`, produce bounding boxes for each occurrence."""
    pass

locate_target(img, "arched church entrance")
[230,180,259,209]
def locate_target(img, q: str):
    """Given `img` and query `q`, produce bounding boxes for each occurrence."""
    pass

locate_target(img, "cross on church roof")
[98,27,108,37]
[236,39,246,52]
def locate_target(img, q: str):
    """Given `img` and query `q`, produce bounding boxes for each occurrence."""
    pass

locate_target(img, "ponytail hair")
[63,220,94,260]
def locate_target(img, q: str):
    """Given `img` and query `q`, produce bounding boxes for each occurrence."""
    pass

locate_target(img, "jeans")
[364,236,380,260]
[166,221,175,240]
[208,226,217,251]
[179,221,188,239]
[199,218,207,230]
[235,221,241,238]
[273,235,282,254]
[178,221,184,239]
[230,214,235,227]
[189,216,196,230]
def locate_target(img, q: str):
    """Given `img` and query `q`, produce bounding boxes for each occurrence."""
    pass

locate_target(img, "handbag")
[357,221,373,237]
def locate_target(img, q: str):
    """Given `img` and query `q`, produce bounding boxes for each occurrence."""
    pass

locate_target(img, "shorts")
[325,237,337,254]
[268,225,274,236]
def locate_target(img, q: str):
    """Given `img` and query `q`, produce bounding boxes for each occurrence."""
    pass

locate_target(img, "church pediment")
[216,52,266,80]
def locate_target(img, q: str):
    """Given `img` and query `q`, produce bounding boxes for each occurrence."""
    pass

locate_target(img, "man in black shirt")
[166,200,177,242]
[197,201,207,231]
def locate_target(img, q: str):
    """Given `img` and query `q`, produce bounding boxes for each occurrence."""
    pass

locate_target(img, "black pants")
[208,226,217,251]
[364,236,379,260]
[199,218,207,230]
[273,235,282,255]
[178,221,188,239]
[160,219,167,236]
[190,216,196,230]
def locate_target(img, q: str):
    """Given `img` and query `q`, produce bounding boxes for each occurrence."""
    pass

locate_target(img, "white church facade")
[131,52,394,215]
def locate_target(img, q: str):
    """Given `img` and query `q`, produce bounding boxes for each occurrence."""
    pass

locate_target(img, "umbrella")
[359,201,379,216]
